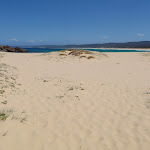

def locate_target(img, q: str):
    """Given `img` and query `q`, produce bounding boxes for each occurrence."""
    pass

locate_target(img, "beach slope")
[0,50,150,150]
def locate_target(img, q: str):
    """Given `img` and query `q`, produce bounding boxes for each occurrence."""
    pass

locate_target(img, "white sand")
[0,51,150,150]
[78,48,150,51]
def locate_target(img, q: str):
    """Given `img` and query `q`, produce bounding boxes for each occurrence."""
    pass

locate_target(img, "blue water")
[24,48,66,53]
[24,48,150,53]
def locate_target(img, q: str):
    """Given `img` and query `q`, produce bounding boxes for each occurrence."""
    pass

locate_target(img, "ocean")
[24,48,150,53]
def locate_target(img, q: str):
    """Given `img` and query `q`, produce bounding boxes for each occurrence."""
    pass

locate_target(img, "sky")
[0,0,150,46]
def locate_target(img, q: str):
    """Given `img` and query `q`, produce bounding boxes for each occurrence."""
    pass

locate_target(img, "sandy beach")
[80,48,150,51]
[0,50,150,150]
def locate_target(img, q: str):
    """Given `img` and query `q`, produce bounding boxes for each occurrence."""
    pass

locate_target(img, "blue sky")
[0,0,150,46]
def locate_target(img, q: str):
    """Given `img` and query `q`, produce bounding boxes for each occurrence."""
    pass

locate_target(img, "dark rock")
[0,45,28,53]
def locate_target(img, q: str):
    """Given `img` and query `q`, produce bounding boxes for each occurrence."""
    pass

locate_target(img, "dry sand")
[0,50,150,150]
[77,48,150,51]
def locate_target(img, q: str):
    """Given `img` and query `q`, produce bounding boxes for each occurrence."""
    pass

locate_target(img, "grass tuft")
[0,113,8,121]
[1,101,7,105]
[87,56,95,59]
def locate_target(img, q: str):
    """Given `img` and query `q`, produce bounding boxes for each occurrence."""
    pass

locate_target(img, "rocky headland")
[0,45,28,53]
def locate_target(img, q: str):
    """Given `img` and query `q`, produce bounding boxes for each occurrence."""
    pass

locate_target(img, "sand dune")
[0,51,150,150]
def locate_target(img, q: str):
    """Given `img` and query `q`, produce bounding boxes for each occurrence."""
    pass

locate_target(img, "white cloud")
[28,40,35,43]
[9,38,18,42]
[137,33,144,37]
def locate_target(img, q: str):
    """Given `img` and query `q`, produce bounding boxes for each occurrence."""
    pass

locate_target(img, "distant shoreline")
[21,41,150,50]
